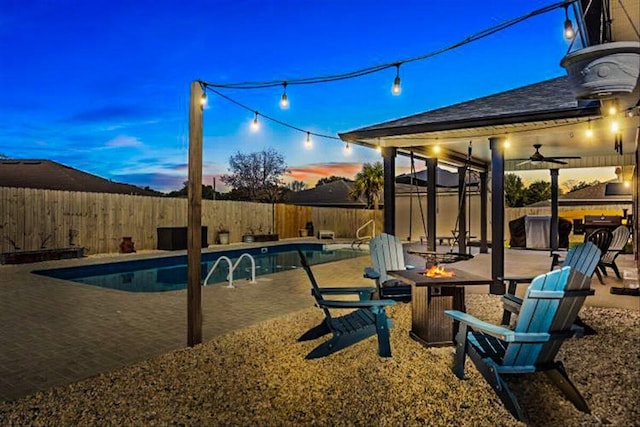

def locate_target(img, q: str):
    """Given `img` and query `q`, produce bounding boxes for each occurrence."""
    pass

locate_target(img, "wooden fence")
[0,187,381,255]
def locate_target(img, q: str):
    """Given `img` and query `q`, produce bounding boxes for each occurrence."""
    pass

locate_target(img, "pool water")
[34,243,366,292]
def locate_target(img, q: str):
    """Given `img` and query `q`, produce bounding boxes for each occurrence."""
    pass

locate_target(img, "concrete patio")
[1,240,638,402]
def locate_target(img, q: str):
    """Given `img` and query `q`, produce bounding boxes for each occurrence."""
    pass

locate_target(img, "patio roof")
[339,76,638,172]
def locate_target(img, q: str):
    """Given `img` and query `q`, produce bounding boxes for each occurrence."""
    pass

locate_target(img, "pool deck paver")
[1,240,638,402]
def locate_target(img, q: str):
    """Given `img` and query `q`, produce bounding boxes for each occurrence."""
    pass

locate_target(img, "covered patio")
[339,75,639,294]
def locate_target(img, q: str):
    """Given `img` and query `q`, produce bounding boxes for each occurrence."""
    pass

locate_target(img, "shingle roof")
[340,76,600,139]
[283,180,371,208]
[526,180,631,207]
[0,159,161,196]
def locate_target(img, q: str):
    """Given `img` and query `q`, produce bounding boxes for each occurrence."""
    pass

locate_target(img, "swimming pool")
[34,243,367,292]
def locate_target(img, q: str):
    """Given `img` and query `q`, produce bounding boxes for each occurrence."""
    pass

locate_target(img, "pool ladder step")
[203,253,257,288]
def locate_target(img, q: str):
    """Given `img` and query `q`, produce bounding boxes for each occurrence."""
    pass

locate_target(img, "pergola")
[339,75,639,295]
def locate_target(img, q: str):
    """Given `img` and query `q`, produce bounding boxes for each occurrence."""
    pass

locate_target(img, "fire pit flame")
[424,264,455,278]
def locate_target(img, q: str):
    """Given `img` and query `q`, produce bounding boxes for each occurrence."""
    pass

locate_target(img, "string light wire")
[202,0,575,90]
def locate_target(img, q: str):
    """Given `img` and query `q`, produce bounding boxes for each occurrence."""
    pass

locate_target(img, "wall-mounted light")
[432,144,441,154]
[611,120,620,133]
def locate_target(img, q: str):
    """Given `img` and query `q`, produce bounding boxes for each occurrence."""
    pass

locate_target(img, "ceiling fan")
[516,144,581,166]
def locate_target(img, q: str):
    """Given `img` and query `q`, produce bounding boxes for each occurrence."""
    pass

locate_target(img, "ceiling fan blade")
[516,160,531,166]
[545,158,568,165]
[551,156,582,160]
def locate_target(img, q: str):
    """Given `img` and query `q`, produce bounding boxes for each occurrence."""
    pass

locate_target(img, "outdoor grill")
[582,215,622,237]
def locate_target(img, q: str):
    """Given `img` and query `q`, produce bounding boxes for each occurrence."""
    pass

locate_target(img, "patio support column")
[382,147,396,235]
[426,157,437,251]
[480,171,488,253]
[550,168,559,251]
[457,166,467,254]
[490,137,505,294]
[187,81,203,346]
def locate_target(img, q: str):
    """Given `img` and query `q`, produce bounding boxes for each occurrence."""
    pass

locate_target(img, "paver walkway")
[1,243,637,401]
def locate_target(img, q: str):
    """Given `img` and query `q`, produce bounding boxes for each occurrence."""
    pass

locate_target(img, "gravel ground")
[1,295,638,426]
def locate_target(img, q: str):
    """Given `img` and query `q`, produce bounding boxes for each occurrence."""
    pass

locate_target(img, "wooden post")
[426,157,437,251]
[187,81,203,346]
[550,168,559,251]
[489,137,505,295]
[382,147,396,235]
[457,165,467,254]
[479,171,488,253]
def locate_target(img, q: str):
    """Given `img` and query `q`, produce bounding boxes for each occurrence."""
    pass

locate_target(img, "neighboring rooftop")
[527,180,632,207]
[283,180,370,208]
[0,159,161,196]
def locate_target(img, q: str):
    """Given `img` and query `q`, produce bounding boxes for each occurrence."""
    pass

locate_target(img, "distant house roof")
[526,180,632,207]
[395,167,479,188]
[283,180,371,208]
[0,159,161,196]
[340,76,599,140]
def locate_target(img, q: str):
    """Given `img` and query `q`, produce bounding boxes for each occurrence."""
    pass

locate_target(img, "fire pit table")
[388,268,492,347]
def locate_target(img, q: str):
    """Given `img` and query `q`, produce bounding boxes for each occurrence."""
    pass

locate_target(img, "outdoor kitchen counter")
[388,268,493,347]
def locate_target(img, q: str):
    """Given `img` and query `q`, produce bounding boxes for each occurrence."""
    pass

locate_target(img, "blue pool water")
[34,243,366,292]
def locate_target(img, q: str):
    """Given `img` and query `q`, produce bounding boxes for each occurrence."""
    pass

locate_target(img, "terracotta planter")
[560,41,640,99]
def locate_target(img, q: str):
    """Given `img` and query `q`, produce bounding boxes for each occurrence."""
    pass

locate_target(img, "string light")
[611,120,620,133]
[203,1,572,92]
[392,64,401,95]
[585,119,593,138]
[375,139,382,153]
[563,4,575,40]
[196,2,577,153]
[432,144,441,154]
[504,137,511,148]
[280,82,289,109]
[200,91,207,108]
[305,132,312,149]
[251,111,259,131]
[344,142,352,155]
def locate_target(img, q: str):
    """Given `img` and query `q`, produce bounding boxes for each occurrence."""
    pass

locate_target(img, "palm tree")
[350,163,384,233]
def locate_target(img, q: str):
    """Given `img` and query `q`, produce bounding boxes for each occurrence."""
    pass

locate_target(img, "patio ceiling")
[339,77,639,173]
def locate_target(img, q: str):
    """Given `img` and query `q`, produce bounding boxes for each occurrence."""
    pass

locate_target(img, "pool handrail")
[203,256,234,288]
[203,253,257,288]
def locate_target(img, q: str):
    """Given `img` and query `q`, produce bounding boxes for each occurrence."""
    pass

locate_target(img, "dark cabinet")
[157,227,208,250]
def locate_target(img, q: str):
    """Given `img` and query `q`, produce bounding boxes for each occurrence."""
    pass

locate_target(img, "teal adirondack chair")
[296,249,395,359]
[364,233,413,301]
[501,241,601,331]
[445,267,593,421]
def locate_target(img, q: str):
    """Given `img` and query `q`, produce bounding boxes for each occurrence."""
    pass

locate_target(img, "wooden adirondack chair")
[363,233,413,301]
[585,228,613,284]
[501,241,601,330]
[445,267,593,421]
[598,225,630,279]
[296,249,395,359]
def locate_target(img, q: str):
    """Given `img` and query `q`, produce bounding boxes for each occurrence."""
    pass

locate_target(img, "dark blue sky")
[0,0,579,191]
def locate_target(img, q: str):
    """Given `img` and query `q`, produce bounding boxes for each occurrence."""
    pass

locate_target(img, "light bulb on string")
[611,120,620,133]
[344,142,352,155]
[251,111,259,132]
[585,119,593,138]
[563,5,574,40]
[280,82,289,109]
[391,64,401,95]
[305,132,312,149]
[200,90,207,108]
